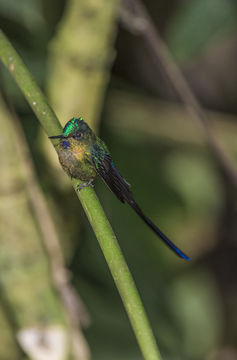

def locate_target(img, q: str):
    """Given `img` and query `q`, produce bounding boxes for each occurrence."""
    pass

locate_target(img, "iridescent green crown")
[62,117,83,136]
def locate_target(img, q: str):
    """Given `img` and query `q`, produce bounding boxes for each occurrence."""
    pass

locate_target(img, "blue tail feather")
[129,199,190,261]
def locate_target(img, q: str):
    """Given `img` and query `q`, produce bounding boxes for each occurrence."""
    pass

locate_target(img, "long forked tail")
[128,199,190,260]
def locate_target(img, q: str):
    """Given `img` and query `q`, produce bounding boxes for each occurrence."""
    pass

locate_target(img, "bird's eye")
[74,133,83,139]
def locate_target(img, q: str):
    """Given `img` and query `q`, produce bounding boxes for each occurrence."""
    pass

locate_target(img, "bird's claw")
[77,180,94,191]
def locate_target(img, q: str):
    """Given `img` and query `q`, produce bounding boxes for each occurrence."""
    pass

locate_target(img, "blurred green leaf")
[166,0,237,62]
[168,270,222,359]
[164,151,223,214]
[0,0,45,32]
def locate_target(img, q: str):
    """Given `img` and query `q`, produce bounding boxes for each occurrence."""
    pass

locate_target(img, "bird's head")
[49,117,93,142]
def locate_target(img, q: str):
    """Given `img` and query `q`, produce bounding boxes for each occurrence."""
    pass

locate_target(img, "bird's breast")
[72,144,88,160]
[58,142,96,181]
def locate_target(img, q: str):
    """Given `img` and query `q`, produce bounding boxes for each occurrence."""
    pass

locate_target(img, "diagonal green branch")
[0,30,162,360]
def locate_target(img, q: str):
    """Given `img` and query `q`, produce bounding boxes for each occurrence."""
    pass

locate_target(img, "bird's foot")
[77,179,94,191]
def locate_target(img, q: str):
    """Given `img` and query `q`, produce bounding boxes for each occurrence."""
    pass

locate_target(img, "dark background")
[1,0,237,359]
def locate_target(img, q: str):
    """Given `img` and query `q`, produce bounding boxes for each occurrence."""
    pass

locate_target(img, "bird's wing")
[91,145,131,203]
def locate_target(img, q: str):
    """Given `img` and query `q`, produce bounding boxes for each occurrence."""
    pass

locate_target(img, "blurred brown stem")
[120,0,237,186]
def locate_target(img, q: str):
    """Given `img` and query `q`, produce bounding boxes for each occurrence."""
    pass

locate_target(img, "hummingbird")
[49,117,190,260]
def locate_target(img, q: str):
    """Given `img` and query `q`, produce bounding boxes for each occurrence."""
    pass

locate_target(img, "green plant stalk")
[0,30,162,360]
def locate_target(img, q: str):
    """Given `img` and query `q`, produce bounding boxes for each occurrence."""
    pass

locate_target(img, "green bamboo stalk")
[0,30,162,360]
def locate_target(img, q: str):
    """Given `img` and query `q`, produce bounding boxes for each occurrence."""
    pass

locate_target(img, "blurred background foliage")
[1,0,237,359]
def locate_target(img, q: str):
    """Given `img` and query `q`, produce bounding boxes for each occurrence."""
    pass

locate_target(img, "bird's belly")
[58,148,96,181]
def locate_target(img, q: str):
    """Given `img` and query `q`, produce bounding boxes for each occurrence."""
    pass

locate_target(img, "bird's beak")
[49,135,66,139]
